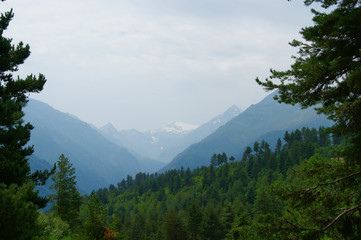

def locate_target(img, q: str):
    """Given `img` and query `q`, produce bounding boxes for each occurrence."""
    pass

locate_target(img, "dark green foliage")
[0,183,40,240]
[163,209,188,240]
[257,1,361,137]
[200,204,225,240]
[50,154,81,227]
[85,127,337,240]
[81,191,106,240]
[0,5,52,240]
[242,146,252,162]
[187,201,202,240]
[256,0,361,238]
[0,9,47,188]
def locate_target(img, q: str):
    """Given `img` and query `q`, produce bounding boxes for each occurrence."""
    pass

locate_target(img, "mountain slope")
[24,99,164,193]
[99,105,241,163]
[163,91,332,170]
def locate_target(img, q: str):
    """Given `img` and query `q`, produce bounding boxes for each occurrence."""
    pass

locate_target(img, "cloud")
[2,0,314,131]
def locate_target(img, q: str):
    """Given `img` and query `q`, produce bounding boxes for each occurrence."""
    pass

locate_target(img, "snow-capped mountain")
[163,91,333,171]
[151,121,199,135]
[99,105,241,163]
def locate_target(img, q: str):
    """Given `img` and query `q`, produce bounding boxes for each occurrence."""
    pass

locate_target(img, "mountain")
[151,121,199,135]
[99,105,242,163]
[24,99,165,193]
[162,91,333,171]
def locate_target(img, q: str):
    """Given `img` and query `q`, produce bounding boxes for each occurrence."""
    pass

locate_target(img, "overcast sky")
[2,0,316,131]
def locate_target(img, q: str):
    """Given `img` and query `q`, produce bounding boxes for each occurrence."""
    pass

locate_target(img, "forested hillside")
[83,127,343,240]
[163,91,331,171]
[2,0,360,239]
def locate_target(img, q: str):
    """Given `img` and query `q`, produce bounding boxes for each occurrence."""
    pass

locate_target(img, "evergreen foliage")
[50,154,82,227]
[2,1,359,239]
[78,127,339,240]
[0,4,53,239]
[0,8,48,190]
[257,0,361,238]
[0,183,40,240]
[80,192,107,240]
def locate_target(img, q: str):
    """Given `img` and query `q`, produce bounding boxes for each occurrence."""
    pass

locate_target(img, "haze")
[2,0,314,131]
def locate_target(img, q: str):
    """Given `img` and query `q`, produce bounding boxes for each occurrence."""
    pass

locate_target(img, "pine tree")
[0,5,52,239]
[163,209,188,240]
[0,6,52,195]
[81,191,106,240]
[275,138,282,154]
[200,204,226,240]
[242,146,252,162]
[210,153,217,166]
[50,154,81,226]
[257,0,361,238]
[187,201,202,240]
[0,183,40,240]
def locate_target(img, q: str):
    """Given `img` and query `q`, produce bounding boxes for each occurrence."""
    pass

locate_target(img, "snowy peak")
[152,121,199,135]
[211,105,241,126]
[99,122,119,136]
[224,105,242,118]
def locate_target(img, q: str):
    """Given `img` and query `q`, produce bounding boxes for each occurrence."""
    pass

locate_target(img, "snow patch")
[152,121,199,135]
[213,119,221,125]
[150,136,158,144]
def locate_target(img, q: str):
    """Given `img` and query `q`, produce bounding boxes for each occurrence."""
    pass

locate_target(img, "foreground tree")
[0,183,40,239]
[81,191,106,240]
[257,0,361,238]
[0,4,53,239]
[0,8,48,188]
[50,154,81,226]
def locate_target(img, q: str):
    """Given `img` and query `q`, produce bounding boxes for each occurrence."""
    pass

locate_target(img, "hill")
[163,91,332,170]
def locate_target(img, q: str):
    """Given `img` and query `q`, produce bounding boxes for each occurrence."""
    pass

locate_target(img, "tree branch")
[303,171,361,192]
[318,203,361,233]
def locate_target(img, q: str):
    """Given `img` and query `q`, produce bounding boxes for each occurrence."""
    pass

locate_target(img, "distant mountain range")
[162,91,333,171]
[24,91,333,193]
[98,105,242,163]
[24,100,165,193]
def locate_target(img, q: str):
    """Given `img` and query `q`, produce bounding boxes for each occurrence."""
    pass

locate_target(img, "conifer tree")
[164,209,188,240]
[210,153,217,166]
[82,191,106,240]
[187,201,202,240]
[50,154,81,226]
[257,0,361,238]
[275,138,282,154]
[0,5,50,195]
[0,4,52,239]
[200,204,225,240]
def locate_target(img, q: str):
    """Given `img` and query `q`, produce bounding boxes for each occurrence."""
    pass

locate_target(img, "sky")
[2,0,316,132]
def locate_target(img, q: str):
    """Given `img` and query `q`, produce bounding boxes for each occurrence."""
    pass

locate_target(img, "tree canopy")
[0,5,52,239]
[50,154,81,226]
[0,8,52,196]
[257,0,361,238]
[257,0,361,136]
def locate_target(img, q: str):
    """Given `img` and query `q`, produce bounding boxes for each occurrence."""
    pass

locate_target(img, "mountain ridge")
[162,91,333,171]
[98,105,242,163]
[24,99,164,193]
